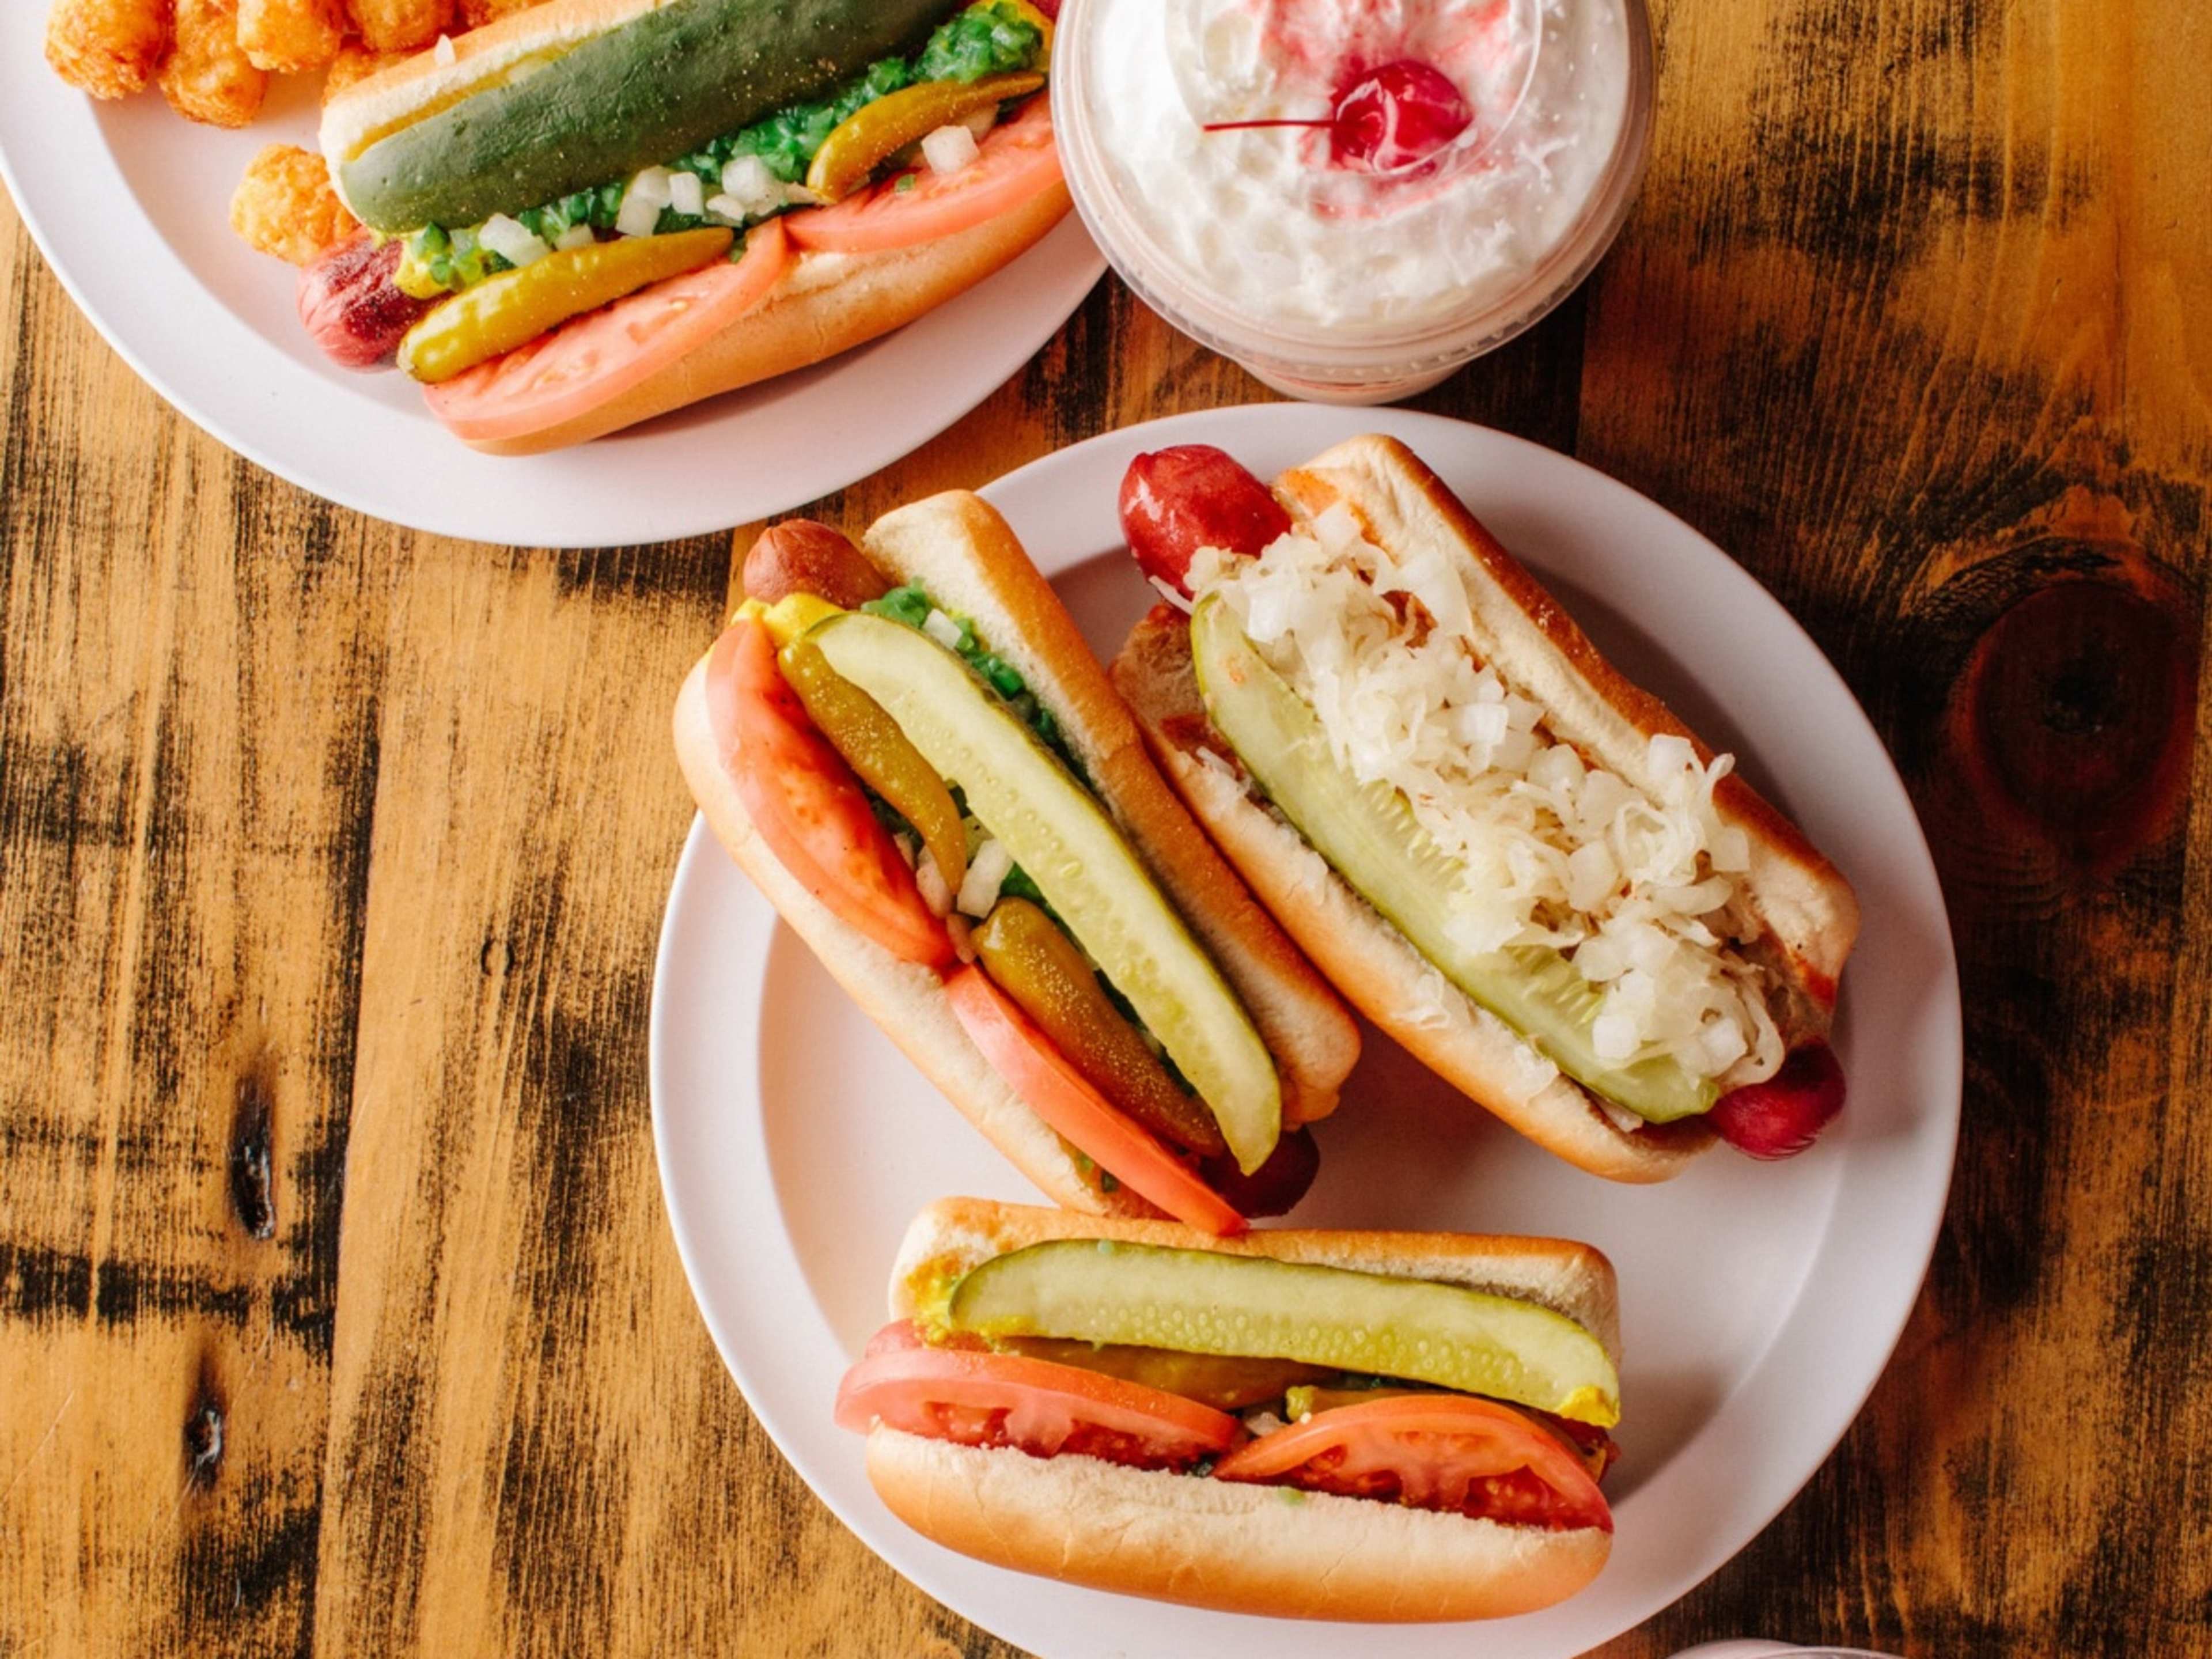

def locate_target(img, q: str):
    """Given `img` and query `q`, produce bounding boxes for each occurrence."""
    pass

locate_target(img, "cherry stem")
[1200,117,1332,132]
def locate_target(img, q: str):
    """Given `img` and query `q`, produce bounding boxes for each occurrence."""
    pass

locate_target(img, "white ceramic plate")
[0,37,1103,547]
[650,405,1961,1657]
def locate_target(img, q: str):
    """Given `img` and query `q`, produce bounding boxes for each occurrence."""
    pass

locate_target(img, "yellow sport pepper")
[804,71,1046,203]
[398,226,733,384]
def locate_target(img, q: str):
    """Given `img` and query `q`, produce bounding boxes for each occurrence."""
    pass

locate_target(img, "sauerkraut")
[1190,506,1784,1088]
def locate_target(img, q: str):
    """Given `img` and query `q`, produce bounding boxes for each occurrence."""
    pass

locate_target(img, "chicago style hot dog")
[837,1199,1624,1620]
[672,495,1359,1230]
[1111,436,1860,1180]
[294,0,1071,451]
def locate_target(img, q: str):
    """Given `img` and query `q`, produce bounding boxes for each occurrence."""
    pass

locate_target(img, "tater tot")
[345,0,448,54]
[158,0,267,127]
[457,0,540,27]
[237,0,342,73]
[323,41,407,102]
[230,145,360,266]
[45,0,173,99]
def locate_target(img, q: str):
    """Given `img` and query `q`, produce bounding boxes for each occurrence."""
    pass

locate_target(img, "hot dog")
[1109,436,1861,1180]
[672,497,1359,1230]
[836,1198,1623,1620]
[288,0,1071,452]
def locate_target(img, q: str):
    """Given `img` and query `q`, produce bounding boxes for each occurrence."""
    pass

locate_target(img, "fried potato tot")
[45,0,173,99]
[231,145,359,266]
[237,0,342,73]
[457,0,540,26]
[346,0,447,53]
[158,0,267,127]
[323,41,406,101]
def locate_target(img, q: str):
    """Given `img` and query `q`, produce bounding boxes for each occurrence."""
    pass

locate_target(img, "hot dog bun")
[449,181,1072,456]
[673,496,1359,1218]
[861,1199,1618,1620]
[1111,434,1860,1183]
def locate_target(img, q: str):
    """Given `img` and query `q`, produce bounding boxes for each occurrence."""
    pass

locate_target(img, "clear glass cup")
[1052,0,1655,404]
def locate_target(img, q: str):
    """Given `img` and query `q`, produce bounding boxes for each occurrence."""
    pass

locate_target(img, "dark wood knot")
[230,1071,276,1241]
[1948,569,2196,876]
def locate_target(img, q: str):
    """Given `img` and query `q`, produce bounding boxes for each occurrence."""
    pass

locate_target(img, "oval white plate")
[0,36,1102,547]
[650,404,1961,1657]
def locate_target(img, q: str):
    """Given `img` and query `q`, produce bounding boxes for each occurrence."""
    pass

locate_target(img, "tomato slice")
[425,218,793,445]
[786,94,1062,255]
[945,968,1247,1235]
[836,1328,1239,1471]
[1211,1396,1614,1533]
[705,616,952,968]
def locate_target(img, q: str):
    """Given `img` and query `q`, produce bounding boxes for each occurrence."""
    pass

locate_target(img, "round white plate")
[650,404,1961,1657]
[0,38,1103,547]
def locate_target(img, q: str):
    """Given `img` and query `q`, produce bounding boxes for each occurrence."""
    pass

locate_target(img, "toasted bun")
[887,1198,1620,1359]
[859,493,1360,1124]
[452,184,1073,456]
[1112,435,1859,1182]
[320,0,646,187]
[673,661,1153,1219]
[864,1199,1618,1619]
[863,1429,1612,1620]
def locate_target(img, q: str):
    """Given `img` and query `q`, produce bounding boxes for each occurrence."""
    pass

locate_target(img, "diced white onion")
[1241,1410,1287,1438]
[552,224,596,252]
[704,194,749,226]
[960,107,998,140]
[668,170,706,217]
[921,123,981,176]
[923,608,964,650]
[433,33,456,65]
[719,155,784,217]
[956,839,1015,918]
[1597,1099,1645,1135]
[617,166,673,237]
[915,850,953,917]
[892,832,919,870]
[478,213,552,268]
[945,912,976,964]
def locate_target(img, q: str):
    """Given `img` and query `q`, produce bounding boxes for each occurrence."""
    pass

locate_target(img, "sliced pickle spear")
[778,635,967,892]
[973,899,1225,1158]
[813,611,1279,1171]
[1189,597,1716,1126]
[943,1238,1620,1427]
[997,1338,1330,1411]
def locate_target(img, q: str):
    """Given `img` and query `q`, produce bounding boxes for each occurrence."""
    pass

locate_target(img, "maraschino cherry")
[1203,59,1474,172]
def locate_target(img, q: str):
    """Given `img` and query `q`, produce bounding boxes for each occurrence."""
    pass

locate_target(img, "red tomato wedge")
[1212,1397,1614,1533]
[426,219,793,444]
[704,616,952,968]
[836,1332,1238,1470]
[945,968,1247,1236]
[787,95,1062,254]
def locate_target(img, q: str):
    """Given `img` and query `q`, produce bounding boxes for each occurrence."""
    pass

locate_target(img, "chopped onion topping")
[616,166,673,237]
[921,123,981,176]
[1241,1409,1287,1438]
[956,839,1015,918]
[552,223,596,253]
[668,170,706,218]
[478,213,551,268]
[1191,510,1786,1088]
[433,33,456,66]
[923,608,965,651]
[915,849,953,918]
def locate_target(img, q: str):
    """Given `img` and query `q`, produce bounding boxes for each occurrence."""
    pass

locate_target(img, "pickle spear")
[778,635,967,892]
[812,611,1279,1172]
[973,900,1225,1158]
[942,1238,1620,1426]
[1190,597,1715,1125]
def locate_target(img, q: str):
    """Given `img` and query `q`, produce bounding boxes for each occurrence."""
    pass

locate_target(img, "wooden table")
[3,2,2207,1653]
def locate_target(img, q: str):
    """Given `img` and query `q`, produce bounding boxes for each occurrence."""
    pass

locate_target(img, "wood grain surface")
[3,0,2207,1654]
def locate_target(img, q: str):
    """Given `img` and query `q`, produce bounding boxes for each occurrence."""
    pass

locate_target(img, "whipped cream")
[1079,0,1633,334]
